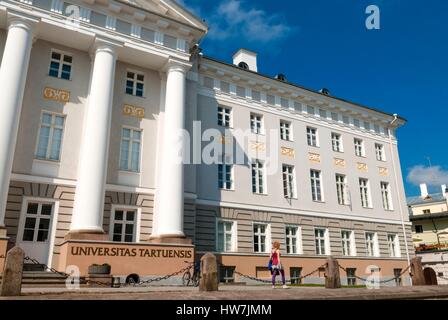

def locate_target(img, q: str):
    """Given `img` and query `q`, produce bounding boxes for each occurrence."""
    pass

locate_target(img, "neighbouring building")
[0,0,413,286]
[408,183,448,284]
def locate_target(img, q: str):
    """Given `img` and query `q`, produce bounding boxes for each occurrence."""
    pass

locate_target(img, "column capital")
[6,10,39,33]
[89,37,123,59]
[163,58,192,74]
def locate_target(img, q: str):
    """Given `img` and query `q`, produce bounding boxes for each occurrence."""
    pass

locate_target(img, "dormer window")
[238,62,249,70]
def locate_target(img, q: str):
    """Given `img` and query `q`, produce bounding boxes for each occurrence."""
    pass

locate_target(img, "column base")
[148,235,192,245]
[64,230,109,241]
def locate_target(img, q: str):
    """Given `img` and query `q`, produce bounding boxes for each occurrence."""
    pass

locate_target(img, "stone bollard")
[410,256,425,286]
[325,257,341,289]
[199,253,218,292]
[0,246,25,296]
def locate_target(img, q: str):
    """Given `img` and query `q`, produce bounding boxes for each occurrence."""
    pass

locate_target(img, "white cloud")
[206,0,294,43]
[407,165,448,187]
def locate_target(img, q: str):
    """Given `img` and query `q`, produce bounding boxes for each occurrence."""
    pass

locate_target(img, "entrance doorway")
[17,200,56,268]
[423,267,438,286]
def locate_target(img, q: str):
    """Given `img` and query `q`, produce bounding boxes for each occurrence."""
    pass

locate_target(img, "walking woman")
[270,241,287,289]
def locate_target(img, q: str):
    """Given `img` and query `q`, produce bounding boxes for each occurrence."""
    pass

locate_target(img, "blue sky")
[178,0,448,197]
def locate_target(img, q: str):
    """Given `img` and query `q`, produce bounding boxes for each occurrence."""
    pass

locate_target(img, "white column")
[70,41,117,234]
[151,60,191,240]
[0,16,35,228]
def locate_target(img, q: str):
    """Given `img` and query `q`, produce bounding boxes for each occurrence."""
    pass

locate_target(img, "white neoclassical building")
[0,0,413,285]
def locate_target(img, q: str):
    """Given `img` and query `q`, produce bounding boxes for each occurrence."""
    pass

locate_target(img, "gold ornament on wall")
[123,104,145,120]
[379,167,389,176]
[281,147,295,158]
[334,158,346,168]
[357,162,368,172]
[309,153,321,163]
[251,141,265,152]
[43,87,70,103]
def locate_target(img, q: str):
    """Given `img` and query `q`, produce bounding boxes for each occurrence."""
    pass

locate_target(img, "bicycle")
[182,261,200,287]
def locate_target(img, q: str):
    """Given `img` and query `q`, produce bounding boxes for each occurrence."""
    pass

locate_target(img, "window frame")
[375,143,386,161]
[314,228,330,256]
[285,225,303,255]
[253,222,270,254]
[331,132,343,152]
[280,120,293,141]
[125,70,145,97]
[282,164,297,199]
[335,174,349,206]
[365,232,380,257]
[381,181,394,211]
[48,49,73,80]
[119,126,143,173]
[387,234,400,258]
[341,230,357,257]
[359,178,372,208]
[34,111,66,162]
[354,138,365,157]
[310,169,324,202]
[251,159,266,195]
[415,225,424,234]
[109,206,141,243]
[216,219,237,253]
[306,126,319,147]
[250,113,264,135]
[217,106,232,128]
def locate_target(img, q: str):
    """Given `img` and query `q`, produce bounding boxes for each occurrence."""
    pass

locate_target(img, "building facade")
[0,0,413,286]
[408,184,448,284]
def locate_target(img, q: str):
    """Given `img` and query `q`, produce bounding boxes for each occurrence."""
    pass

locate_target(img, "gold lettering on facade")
[379,167,389,176]
[309,153,321,163]
[43,87,70,103]
[357,162,368,172]
[123,104,145,120]
[281,147,295,158]
[334,158,346,168]
[251,141,265,152]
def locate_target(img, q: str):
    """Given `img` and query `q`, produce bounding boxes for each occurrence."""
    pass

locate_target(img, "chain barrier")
[222,262,327,284]
[124,263,194,287]
[338,264,411,284]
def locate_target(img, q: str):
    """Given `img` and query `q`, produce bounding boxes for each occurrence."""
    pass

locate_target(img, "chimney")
[420,183,429,199]
[233,49,258,72]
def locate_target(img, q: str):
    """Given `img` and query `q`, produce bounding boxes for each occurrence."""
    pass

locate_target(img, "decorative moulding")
[122,104,145,120]
[43,87,70,104]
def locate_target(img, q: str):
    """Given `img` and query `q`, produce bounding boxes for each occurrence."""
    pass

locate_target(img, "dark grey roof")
[407,193,446,206]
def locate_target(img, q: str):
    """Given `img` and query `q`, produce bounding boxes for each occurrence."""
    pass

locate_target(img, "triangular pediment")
[133,0,207,32]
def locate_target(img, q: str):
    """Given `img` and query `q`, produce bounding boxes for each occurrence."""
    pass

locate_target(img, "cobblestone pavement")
[1,285,448,300]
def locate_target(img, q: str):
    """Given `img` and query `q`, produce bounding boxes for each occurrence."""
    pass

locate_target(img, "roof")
[410,211,448,221]
[201,55,407,124]
[407,193,446,206]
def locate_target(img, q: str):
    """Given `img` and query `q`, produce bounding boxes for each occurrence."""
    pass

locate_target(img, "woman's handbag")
[267,258,273,271]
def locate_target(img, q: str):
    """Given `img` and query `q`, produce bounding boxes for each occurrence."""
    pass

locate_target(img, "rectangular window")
[336,174,348,205]
[423,209,431,214]
[290,267,302,285]
[250,113,263,134]
[346,268,357,286]
[307,127,318,147]
[341,231,355,256]
[415,225,423,234]
[365,232,379,257]
[359,178,371,208]
[49,50,72,80]
[375,143,386,161]
[353,119,360,128]
[280,121,292,141]
[310,170,323,202]
[315,228,327,255]
[111,209,137,242]
[331,112,339,122]
[252,160,265,194]
[252,90,261,102]
[319,109,327,118]
[218,106,231,128]
[218,158,233,190]
[285,226,300,254]
[381,182,393,210]
[126,71,144,97]
[22,202,53,242]
[253,224,268,253]
[307,105,315,115]
[354,138,364,157]
[217,220,235,252]
[219,266,235,283]
[35,112,65,161]
[331,133,343,152]
[282,165,296,199]
[388,234,399,257]
[119,128,142,172]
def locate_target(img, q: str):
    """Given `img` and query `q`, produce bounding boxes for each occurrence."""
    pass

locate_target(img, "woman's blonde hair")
[273,241,281,249]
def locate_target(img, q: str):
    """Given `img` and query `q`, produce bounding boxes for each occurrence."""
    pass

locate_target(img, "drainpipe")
[388,114,412,285]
